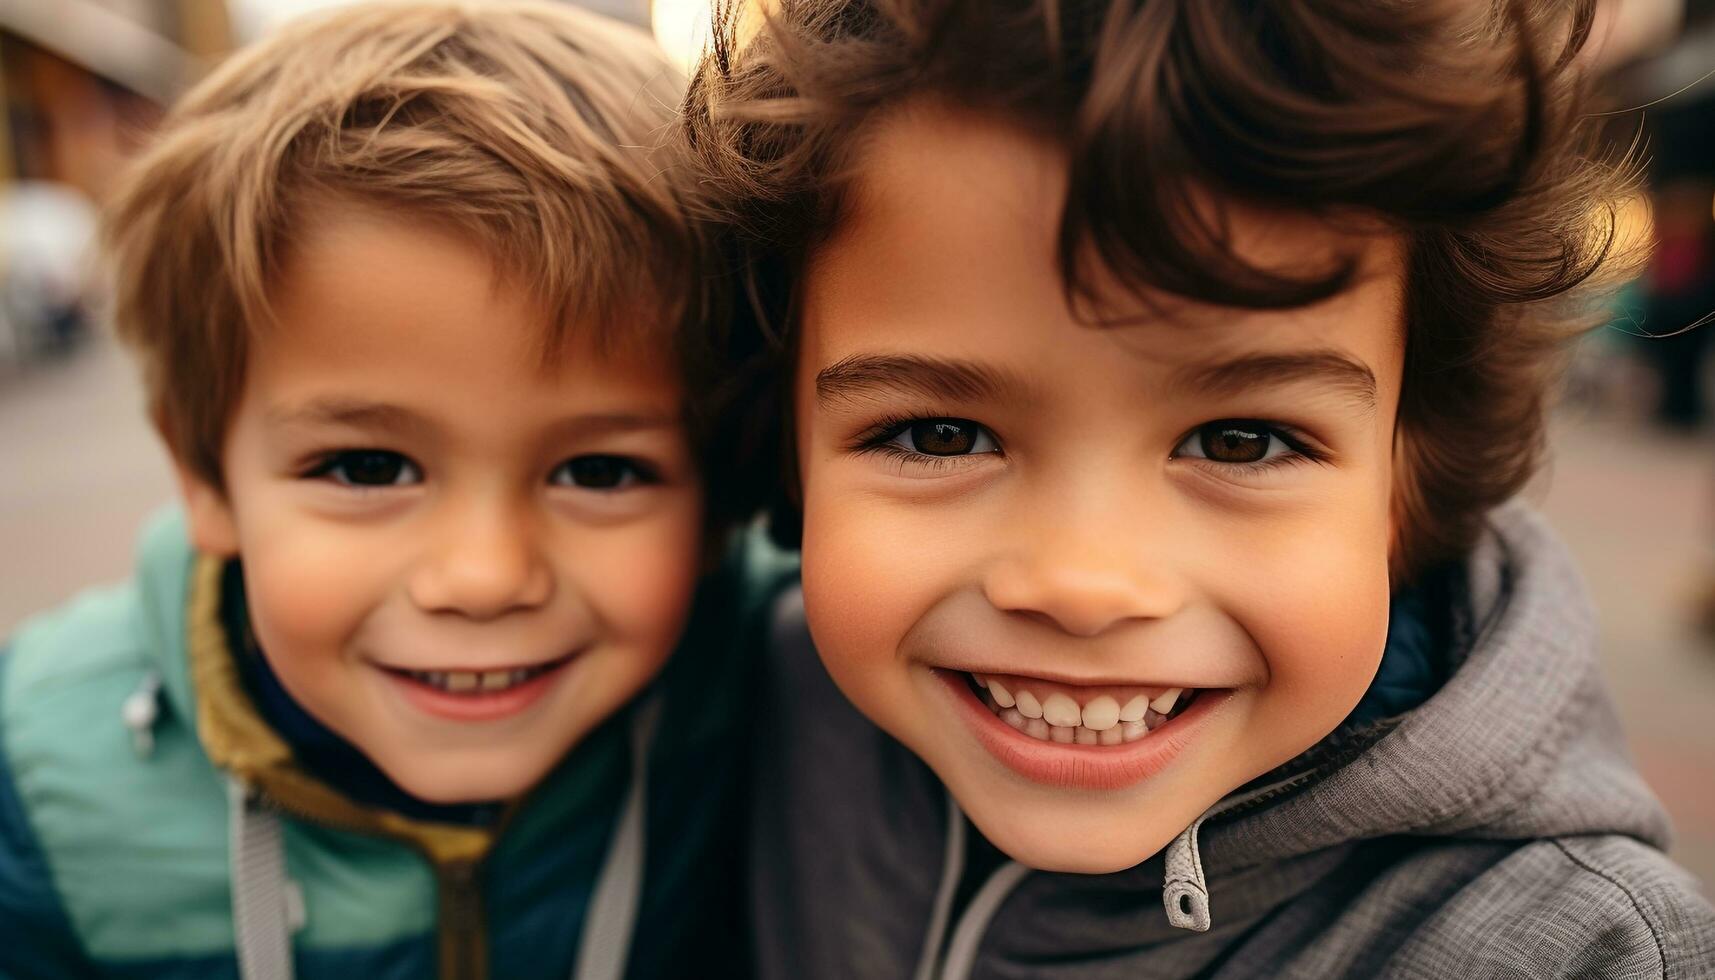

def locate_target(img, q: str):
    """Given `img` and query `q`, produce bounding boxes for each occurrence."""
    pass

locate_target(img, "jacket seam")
[1548,837,1670,980]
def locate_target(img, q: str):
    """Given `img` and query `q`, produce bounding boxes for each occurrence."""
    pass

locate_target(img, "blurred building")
[0,0,230,196]
[0,0,230,363]
[0,0,659,365]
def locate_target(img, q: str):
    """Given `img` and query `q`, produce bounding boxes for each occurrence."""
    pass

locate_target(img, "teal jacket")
[0,511,794,978]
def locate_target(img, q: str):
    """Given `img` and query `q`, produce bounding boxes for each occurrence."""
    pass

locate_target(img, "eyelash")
[851,415,998,473]
[849,415,1328,474]
[1172,421,1329,473]
[300,450,660,490]
[302,449,420,489]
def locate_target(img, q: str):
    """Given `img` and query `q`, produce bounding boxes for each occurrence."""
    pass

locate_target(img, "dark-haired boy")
[686,0,1715,975]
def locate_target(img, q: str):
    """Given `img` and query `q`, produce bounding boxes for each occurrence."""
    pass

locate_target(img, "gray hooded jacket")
[749,505,1715,978]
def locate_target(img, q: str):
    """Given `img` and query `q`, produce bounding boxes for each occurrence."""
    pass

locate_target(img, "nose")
[981,491,1185,638]
[407,498,553,620]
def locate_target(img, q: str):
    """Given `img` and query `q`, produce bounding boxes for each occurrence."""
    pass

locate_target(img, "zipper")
[244,784,493,980]
[438,859,486,980]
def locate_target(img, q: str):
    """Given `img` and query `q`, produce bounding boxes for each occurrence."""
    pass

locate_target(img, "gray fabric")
[573,695,660,980]
[750,504,1715,978]
[912,792,967,980]
[938,860,1030,980]
[228,777,296,980]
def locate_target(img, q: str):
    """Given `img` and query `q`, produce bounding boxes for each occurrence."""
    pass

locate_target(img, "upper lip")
[934,664,1216,690]
[370,650,580,674]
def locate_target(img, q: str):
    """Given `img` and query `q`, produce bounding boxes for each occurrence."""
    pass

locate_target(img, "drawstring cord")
[572,695,661,980]
[912,791,966,980]
[228,777,303,980]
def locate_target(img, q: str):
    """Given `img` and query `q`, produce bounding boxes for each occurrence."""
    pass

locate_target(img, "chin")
[951,780,1189,874]
[382,757,544,805]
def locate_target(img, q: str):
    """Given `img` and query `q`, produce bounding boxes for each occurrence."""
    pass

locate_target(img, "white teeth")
[1119,695,1149,722]
[405,663,554,694]
[1041,692,1081,728]
[1081,695,1120,731]
[1014,690,1043,719]
[978,682,1196,744]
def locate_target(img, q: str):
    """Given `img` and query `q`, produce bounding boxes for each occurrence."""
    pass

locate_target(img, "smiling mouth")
[382,655,573,696]
[965,672,1199,745]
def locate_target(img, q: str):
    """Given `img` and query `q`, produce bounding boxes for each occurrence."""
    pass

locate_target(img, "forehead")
[803,105,1406,388]
[251,210,681,414]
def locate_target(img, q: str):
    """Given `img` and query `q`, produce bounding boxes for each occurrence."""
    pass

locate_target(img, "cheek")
[798,481,936,689]
[580,495,703,653]
[235,503,399,657]
[1221,496,1393,720]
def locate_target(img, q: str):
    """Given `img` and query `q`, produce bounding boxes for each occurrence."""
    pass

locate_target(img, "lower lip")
[935,669,1230,791]
[382,659,574,722]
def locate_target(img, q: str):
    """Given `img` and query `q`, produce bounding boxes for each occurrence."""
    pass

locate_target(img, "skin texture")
[180,207,702,803]
[795,106,1405,872]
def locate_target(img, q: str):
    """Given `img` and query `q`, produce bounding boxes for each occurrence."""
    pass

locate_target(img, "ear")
[174,464,240,558]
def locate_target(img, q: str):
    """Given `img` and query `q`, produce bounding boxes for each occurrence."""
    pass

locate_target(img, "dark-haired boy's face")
[794,106,1405,872]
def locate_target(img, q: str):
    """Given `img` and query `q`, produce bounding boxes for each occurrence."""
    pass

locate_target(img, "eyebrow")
[815,354,1029,407]
[266,398,431,434]
[1173,350,1377,412]
[268,398,678,439]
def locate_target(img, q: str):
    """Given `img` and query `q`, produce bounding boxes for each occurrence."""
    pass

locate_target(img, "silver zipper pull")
[121,672,163,759]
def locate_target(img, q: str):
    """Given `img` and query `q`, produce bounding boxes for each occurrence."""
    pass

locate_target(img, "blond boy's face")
[795,107,1404,872]
[182,209,702,803]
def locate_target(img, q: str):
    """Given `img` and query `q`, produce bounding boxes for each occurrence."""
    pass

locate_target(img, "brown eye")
[914,421,972,454]
[1200,424,1270,463]
[894,418,998,457]
[318,450,421,487]
[1171,420,1303,467]
[553,455,653,490]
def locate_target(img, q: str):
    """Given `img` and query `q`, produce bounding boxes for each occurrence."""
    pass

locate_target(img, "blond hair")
[106,0,701,489]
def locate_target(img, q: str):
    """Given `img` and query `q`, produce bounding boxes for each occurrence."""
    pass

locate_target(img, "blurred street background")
[1,0,1712,891]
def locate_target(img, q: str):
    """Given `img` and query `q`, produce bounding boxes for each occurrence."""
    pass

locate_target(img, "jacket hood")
[1208,502,1669,866]
[131,509,201,726]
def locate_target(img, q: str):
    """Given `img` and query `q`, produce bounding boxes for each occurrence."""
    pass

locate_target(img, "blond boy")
[0,4,785,977]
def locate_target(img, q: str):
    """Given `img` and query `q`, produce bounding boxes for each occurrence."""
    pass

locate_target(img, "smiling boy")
[687,0,1715,975]
[795,122,1403,870]
[0,4,786,977]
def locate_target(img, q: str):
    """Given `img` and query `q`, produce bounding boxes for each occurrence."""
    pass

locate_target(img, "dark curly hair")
[682,0,1641,579]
